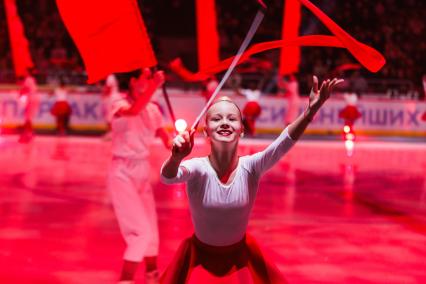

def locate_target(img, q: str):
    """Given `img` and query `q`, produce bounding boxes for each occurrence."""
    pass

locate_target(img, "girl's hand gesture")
[171,130,195,160]
[308,76,344,113]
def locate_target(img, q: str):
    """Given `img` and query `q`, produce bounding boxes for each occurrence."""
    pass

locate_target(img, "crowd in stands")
[0,0,424,98]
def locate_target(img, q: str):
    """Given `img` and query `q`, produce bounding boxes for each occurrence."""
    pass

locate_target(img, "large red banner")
[56,0,157,83]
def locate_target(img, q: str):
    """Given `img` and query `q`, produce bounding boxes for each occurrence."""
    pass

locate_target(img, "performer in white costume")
[107,69,171,284]
[161,76,343,283]
[18,69,38,142]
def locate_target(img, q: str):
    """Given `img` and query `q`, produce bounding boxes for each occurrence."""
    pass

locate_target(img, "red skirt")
[243,101,262,118]
[51,101,72,117]
[338,105,361,125]
[160,234,287,284]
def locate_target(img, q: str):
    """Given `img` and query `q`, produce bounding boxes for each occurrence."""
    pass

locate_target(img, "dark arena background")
[0,0,425,283]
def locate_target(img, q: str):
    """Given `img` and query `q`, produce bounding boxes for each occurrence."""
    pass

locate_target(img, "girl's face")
[205,101,243,144]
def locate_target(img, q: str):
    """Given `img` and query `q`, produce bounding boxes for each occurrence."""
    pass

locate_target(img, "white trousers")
[107,157,159,262]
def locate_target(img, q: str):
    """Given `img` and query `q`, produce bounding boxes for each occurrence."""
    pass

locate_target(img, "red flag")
[298,0,385,73]
[169,58,210,82]
[4,0,34,77]
[171,35,385,81]
[170,0,385,82]
[280,0,301,75]
[56,0,157,83]
[195,0,220,70]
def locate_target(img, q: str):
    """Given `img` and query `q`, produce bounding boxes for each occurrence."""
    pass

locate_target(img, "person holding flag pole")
[107,69,172,284]
[55,2,176,282]
[161,75,343,283]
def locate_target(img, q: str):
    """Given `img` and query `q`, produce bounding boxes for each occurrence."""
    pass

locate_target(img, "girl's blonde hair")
[205,96,243,123]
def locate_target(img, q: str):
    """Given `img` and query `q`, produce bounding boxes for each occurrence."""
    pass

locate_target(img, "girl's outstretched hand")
[308,76,344,112]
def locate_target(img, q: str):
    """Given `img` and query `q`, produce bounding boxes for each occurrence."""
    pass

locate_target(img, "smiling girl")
[160,76,343,283]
